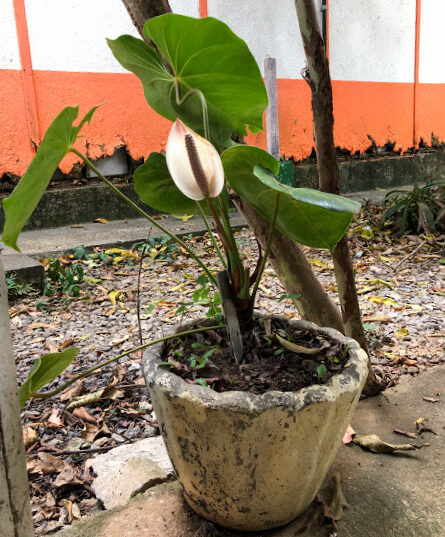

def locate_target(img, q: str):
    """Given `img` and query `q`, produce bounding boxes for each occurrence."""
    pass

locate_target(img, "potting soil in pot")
[160,317,351,394]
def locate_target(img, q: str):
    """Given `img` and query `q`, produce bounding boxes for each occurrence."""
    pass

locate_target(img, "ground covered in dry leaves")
[11,206,444,535]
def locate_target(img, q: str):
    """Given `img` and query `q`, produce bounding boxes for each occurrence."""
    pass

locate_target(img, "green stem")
[196,201,227,269]
[249,193,280,315]
[70,148,216,287]
[175,83,210,140]
[31,324,225,400]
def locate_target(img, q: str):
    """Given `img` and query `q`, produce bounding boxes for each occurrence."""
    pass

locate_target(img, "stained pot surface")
[142,318,368,530]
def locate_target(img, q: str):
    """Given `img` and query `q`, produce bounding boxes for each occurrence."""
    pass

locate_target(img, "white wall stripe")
[418,0,445,84]
[329,0,416,83]
[24,0,199,73]
[0,3,21,69]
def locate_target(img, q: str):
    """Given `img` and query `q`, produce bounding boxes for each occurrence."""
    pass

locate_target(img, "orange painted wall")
[1,68,444,176]
[415,84,445,146]
[0,69,36,176]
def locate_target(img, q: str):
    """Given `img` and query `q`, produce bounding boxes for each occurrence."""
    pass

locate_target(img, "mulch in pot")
[160,317,351,394]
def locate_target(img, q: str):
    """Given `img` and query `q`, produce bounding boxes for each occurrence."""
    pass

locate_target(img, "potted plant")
[3,14,367,531]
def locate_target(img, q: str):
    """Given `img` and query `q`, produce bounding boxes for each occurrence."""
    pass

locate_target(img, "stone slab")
[92,457,168,510]
[2,253,44,289]
[55,366,445,536]
[91,436,174,481]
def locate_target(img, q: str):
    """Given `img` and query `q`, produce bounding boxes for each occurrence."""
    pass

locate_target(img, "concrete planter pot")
[143,319,368,531]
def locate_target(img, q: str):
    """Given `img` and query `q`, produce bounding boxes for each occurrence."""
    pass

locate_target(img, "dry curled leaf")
[276,334,323,355]
[352,433,415,453]
[66,386,124,410]
[342,425,356,444]
[22,425,37,449]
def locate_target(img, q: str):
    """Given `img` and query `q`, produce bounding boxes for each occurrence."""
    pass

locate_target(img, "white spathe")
[166,119,224,201]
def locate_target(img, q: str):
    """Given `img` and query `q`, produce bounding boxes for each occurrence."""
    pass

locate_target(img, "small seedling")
[6,273,33,297]
[316,364,327,382]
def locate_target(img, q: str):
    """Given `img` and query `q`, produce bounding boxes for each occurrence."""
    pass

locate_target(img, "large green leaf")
[19,348,79,408]
[134,152,229,216]
[107,14,267,144]
[222,146,361,251]
[2,106,98,251]
[134,152,205,215]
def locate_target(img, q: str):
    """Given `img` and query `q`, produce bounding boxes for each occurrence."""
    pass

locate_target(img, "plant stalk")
[70,148,216,287]
[32,324,225,400]
[249,193,280,314]
[196,201,227,269]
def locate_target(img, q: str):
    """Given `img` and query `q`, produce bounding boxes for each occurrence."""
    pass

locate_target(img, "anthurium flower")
[166,119,224,201]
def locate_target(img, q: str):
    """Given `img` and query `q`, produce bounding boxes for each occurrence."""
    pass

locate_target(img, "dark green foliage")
[6,272,33,297]
[380,180,445,236]
[45,258,84,297]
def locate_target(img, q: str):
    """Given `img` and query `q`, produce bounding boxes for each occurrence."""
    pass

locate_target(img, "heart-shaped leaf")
[2,106,98,251]
[134,152,229,216]
[19,348,79,408]
[222,145,361,250]
[107,14,267,144]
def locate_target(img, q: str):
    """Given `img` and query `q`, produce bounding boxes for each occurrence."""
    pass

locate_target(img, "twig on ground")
[38,438,134,456]
[393,240,427,271]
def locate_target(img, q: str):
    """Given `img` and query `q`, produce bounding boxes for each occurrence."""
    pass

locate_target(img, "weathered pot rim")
[142,317,368,413]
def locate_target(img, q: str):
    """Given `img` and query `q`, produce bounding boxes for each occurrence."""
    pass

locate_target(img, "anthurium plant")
[3,14,361,399]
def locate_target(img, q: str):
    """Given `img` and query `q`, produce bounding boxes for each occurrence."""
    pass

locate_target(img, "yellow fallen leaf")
[367,278,395,290]
[171,282,186,292]
[369,295,397,306]
[414,418,424,425]
[378,254,395,262]
[104,248,128,255]
[395,328,409,338]
[94,218,109,224]
[311,259,326,267]
[172,214,194,222]
[109,290,123,305]
[362,316,393,323]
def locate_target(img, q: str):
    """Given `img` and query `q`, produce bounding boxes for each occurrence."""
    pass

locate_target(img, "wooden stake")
[264,57,280,159]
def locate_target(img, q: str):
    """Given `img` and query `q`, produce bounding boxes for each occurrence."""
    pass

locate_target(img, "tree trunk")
[0,246,34,537]
[121,0,171,40]
[293,0,383,395]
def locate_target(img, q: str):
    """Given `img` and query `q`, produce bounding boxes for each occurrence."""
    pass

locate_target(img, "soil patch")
[161,318,349,394]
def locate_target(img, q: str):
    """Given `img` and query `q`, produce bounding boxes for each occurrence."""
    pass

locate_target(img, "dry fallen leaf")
[22,425,37,449]
[276,334,323,355]
[352,434,415,453]
[423,397,440,403]
[66,386,124,410]
[47,407,63,428]
[27,452,65,475]
[94,218,109,224]
[72,406,97,424]
[342,425,356,444]
[61,338,76,350]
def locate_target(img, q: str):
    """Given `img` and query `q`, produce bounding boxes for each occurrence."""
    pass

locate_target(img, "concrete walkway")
[3,213,246,260]
[56,366,445,537]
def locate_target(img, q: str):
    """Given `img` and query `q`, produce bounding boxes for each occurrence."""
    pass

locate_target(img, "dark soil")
[160,318,350,394]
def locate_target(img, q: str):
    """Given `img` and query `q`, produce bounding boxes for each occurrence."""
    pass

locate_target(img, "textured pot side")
[143,319,368,531]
